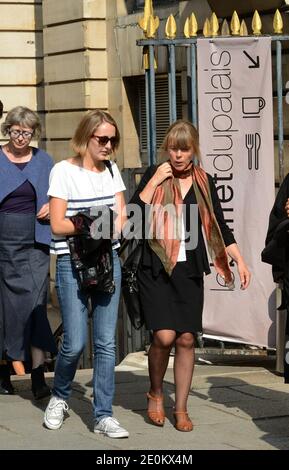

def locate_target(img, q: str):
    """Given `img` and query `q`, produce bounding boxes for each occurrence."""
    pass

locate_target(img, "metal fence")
[137,5,288,184]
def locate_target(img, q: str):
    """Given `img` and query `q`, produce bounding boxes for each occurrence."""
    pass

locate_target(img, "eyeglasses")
[9,129,34,140]
[92,135,117,147]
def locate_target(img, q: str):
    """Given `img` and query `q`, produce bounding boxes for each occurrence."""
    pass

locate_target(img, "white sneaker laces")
[102,417,120,431]
[49,399,68,418]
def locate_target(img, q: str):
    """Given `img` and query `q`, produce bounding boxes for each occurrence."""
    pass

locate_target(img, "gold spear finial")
[230,11,240,35]
[138,0,153,32]
[139,2,159,69]
[165,14,177,39]
[221,19,230,36]
[273,9,283,34]
[184,12,198,38]
[184,17,190,39]
[138,0,159,37]
[147,14,159,38]
[240,19,248,36]
[210,12,219,37]
[252,10,262,35]
[203,18,211,37]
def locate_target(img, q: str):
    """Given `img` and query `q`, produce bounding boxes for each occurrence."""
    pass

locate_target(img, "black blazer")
[129,165,235,278]
[262,174,289,383]
[262,173,289,283]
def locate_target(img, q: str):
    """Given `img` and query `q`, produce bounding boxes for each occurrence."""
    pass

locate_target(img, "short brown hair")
[1,106,41,138]
[162,119,201,161]
[71,109,120,156]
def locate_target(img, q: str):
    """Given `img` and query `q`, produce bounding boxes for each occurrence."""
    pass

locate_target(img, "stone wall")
[0,0,44,146]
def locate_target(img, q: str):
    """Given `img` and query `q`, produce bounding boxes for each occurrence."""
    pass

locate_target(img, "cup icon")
[242,97,265,115]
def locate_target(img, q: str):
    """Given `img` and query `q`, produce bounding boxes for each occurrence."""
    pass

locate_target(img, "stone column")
[42,0,109,162]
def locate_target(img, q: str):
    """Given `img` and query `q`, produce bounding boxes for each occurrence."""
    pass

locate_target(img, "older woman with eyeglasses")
[0,106,57,398]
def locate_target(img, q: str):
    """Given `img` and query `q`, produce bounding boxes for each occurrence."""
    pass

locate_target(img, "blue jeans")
[52,250,121,423]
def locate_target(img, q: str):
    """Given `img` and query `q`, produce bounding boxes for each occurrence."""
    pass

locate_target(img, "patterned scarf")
[148,163,234,288]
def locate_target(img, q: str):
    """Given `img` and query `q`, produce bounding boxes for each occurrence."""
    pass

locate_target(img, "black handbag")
[119,238,144,330]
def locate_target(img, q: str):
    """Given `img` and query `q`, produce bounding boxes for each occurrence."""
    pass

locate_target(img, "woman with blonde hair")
[43,109,129,438]
[130,119,251,432]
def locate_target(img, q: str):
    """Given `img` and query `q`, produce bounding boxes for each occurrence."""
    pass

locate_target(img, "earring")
[193,156,199,166]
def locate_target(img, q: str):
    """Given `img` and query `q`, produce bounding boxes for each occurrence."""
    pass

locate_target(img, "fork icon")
[245,133,261,170]
[245,133,254,170]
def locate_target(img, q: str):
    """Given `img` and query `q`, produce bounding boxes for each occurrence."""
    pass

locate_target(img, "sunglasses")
[92,135,117,147]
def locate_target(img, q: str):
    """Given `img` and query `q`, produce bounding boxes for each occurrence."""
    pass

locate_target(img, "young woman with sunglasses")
[44,109,129,438]
[0,106,57,398]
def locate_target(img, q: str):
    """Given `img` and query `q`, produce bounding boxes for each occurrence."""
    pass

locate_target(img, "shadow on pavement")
[200,375,289,450]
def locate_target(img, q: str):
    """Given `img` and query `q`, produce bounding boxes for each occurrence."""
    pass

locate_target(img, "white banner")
[197,37,276,347]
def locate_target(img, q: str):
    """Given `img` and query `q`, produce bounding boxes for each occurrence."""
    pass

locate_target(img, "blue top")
[0,147,54,246]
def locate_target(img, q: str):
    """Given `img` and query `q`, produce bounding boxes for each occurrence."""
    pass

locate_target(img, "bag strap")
[118,237,143,257]
[104,160,114,178]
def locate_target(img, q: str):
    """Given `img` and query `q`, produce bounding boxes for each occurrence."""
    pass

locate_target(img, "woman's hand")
[236,259,251,290]
[139,163,173,204]
[150,162,172,187]
[36,203,50,220]
[226,243,251,290]
[285,198,289,217]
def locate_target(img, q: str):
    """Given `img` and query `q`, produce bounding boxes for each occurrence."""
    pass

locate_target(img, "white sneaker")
[44,396,69,430]
[94,417,129,438]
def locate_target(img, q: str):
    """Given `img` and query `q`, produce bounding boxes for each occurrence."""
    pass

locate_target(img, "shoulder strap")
[104,160,114,178]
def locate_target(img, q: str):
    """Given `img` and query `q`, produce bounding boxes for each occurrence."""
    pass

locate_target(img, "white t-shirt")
[48,160,126,255]
[177,216,187,262]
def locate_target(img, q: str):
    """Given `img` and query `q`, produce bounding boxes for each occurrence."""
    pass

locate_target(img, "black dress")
[130,166,235,334]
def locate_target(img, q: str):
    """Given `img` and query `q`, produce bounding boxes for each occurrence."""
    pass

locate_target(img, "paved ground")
[0,351,289,455]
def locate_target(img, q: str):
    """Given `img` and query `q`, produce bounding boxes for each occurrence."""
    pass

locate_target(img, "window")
[138,74,182,154]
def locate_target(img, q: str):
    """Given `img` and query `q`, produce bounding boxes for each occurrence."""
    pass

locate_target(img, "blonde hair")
[1,106,41,138]
[71,109,120,156]
[162,120,201,162]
